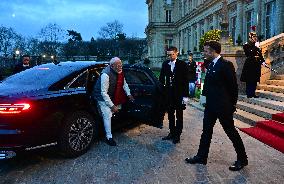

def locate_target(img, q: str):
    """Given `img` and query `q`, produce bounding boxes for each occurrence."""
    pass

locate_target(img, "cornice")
[175,0,221,26]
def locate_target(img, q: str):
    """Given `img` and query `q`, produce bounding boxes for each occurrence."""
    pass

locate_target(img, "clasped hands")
[111,95,135,113]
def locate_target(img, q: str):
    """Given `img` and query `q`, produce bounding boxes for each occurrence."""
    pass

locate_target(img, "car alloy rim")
[68,117,94,151]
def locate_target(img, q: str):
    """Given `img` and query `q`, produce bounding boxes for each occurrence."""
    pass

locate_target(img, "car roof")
[0,61,109,96]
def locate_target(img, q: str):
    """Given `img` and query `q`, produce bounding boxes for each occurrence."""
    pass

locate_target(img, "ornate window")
[265,0,276,39]
[246,10,254,40]
[230,17,236,44]
[165,38,173,51]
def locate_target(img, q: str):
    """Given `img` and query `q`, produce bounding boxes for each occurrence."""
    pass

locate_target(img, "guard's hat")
[249,26,257,38]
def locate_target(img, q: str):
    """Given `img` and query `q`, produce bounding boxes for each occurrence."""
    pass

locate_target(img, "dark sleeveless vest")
[93,66,118,102]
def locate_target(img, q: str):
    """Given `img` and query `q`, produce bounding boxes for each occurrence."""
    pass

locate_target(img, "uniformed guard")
[240,30,265,98]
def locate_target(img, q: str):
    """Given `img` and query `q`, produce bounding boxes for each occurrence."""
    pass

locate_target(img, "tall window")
[246,11,253,40]
[166,10,172,22]
[165,38,173,52]
[231,17,236,44]
[265,1,276,39]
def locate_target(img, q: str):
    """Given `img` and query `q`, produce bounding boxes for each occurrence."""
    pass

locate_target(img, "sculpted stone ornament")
[220,0,230,45]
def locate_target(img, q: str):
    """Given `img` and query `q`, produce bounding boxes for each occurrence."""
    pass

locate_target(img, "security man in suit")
[240,32,265,98]
[185,41,248,171]
[159,46,190,144]
[13,55,32,74]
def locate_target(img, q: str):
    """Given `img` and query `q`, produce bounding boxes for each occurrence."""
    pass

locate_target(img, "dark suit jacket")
[202,57,238,114]
[13,64,31,74]
[159,58,190,109]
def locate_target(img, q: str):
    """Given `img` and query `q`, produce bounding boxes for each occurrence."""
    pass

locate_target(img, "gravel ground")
[0,105,283,184]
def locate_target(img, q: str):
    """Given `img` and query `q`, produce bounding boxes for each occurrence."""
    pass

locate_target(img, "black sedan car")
[0,61,165,159]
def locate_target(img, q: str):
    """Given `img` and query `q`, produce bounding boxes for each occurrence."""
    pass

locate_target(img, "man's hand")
[182,97,189,104]
[128,95,135,102]
[111,105,119,113]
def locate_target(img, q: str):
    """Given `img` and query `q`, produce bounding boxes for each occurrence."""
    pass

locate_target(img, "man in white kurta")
[93,57,134,146]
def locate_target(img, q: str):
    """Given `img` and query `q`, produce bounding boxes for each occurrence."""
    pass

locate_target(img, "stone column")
[276,0,284,34]
[181,0,184,17]
[196,22,201,51]
[204,18,208,33]
[180,30,184,53]
[236,0,244,44]
[187,27,191,53]
[189,26,193,52]
[213,14,218,29]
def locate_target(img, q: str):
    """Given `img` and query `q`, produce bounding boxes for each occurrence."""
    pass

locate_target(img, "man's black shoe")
[185,156,207,165]
[253,95,259,98]
[172,136,180,144]
[106,138,117,146]
[229,160,248,171]
[162,133,174,140]
[247,95,253,98]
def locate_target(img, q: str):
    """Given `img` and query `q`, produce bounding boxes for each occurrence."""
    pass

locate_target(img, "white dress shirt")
[168,59,176,72]
[212,55,221,67]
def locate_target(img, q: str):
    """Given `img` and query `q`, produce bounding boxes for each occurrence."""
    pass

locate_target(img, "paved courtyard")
[0,104,283,184]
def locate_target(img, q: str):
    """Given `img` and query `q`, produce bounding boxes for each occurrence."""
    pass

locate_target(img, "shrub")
[199,29,221,51]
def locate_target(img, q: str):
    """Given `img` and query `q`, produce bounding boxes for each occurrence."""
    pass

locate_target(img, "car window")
[124,70,153,85]
[68,71,88,89]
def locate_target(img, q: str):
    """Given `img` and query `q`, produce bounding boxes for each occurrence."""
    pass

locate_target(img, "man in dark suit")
[13,55,32,74]
[159,46,189,144]
[185,41,248,171]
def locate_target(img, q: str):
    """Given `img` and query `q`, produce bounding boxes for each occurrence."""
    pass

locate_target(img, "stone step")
[274,75,284,80]
[256,89,284,102]
[234,109,265,126]
[236,101,282,119]
[257,84,284,93]
[234,118,253,129]
[266,80,284,86]
[238,95,284,111]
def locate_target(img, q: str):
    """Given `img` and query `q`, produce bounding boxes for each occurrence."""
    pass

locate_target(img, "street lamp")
[15,50,20,64]
[51,55,54,59]
[15,50,20,55]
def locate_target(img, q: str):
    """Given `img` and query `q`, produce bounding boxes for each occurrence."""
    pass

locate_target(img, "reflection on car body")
[0,61,165,159]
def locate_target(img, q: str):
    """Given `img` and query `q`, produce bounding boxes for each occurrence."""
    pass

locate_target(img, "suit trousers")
[167,87,183,136]
[246,82,257,97]
[197,108,247,161]
[168,107,183,136]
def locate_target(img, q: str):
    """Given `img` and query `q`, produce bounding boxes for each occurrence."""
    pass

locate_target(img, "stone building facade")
[145,0,284,64]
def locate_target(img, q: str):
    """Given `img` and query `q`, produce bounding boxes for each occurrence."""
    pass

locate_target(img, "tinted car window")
[69,71,87,89]
[1,63,91,88]
[125,70,153,85]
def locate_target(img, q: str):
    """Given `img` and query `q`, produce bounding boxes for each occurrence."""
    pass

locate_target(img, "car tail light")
[0,103,31,114]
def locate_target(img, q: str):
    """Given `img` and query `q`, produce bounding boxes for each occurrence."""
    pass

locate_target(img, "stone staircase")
[234,75,284,128]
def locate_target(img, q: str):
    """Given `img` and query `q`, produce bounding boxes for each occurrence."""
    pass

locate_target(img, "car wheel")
[58,111,97,158]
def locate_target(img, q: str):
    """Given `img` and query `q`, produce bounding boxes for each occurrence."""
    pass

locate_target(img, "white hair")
[110,57,121,65]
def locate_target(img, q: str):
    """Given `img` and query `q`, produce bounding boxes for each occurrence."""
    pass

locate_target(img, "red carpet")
[240,119,284,153]
[272,112,284,123]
